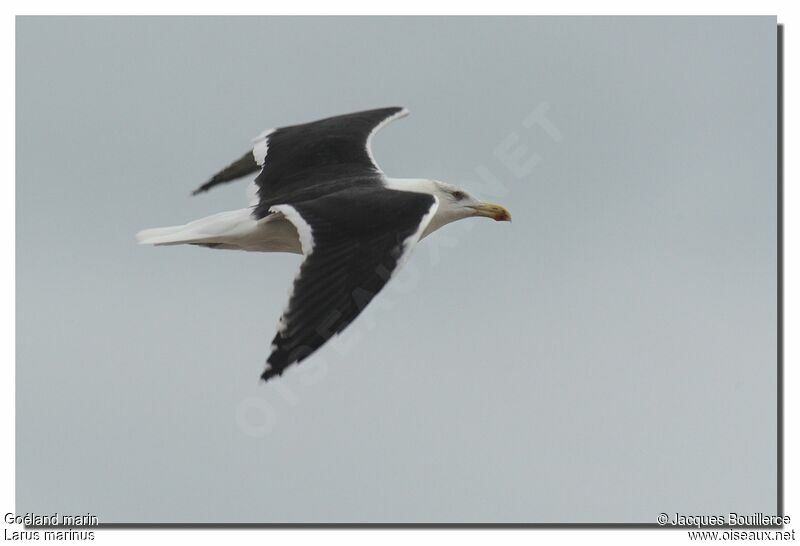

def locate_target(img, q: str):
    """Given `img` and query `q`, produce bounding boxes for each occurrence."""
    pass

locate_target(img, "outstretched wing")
[192,107,409,202]
[191,150,258,196]
[262,187,438,382]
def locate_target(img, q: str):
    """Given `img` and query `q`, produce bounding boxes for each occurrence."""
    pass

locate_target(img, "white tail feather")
[136,209,256,246]
[136,225,204,246]
[137,208,303,253]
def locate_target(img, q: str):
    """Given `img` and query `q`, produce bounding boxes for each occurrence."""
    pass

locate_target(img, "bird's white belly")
[217,213,302,253]
[251,215,303,253]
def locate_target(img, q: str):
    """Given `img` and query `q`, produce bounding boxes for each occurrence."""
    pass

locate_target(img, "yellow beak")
[469,202,512,222]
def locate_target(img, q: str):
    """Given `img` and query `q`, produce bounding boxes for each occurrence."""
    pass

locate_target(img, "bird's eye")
[451,191,466,200]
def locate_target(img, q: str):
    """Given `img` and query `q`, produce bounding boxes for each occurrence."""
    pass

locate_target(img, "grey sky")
[16,16,777,524]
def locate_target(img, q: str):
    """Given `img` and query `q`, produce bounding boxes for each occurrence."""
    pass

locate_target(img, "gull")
[137,107,511,381]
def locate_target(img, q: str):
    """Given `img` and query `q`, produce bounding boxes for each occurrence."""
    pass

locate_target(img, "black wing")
[192,150,258,196]
[192,107,408,204]
[262,187,438,382]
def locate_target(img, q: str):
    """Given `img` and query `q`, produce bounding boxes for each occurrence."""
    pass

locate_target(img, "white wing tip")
[251,127,276,143]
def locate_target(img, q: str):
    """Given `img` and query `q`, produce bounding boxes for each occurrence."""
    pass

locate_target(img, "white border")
[3,4,795,546]
[365,107,409,172]
[4,2,793,15]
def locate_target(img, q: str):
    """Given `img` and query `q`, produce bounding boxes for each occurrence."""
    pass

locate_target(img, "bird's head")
[430,180,512,223]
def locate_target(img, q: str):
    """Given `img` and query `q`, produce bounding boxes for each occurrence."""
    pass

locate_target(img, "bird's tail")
[136,209,257,247]
[136,224,206,246]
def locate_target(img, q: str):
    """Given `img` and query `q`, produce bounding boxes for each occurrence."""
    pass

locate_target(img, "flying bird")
[137,107,511,381]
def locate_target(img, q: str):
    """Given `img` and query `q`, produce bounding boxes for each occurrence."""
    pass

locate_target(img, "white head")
[385,179,511,237]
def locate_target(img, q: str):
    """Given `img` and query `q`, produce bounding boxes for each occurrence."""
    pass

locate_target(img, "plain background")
[16,16,777,524]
